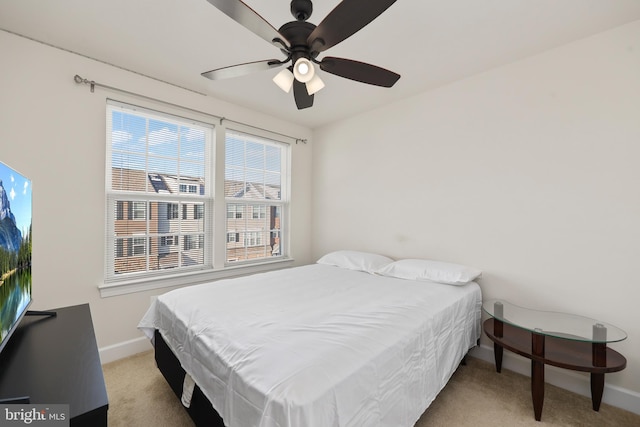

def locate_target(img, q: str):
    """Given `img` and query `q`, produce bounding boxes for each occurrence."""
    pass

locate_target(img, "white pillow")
[317,250,394,274]
[376,259,482,285]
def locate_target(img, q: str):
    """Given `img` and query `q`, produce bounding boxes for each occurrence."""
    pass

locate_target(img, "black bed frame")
[154,329,226,427]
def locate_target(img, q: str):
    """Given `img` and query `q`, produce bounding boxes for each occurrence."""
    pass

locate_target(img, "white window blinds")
[105,101,213,280]
[225,130,287,263]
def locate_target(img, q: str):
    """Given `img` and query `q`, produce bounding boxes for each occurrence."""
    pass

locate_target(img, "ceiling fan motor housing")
[291,0,313,21]
[278,21,317,62]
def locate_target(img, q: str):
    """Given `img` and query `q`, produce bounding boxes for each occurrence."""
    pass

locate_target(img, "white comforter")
[138,264,482,427]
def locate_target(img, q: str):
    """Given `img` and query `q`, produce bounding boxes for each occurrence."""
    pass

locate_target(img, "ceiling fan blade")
[307,0,397,54]
[205,0,290,49]
[293,79,314,109]
[202,59,282,80]
[319,57,400,87]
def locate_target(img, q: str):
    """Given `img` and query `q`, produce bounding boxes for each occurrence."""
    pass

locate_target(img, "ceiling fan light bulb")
[273,68,294,93]
[293,58,314,83]
[306,75,325,95]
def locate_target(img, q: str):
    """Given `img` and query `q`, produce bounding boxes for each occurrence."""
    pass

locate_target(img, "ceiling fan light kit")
[293,57,315,83]
[305,74,325,95]
[273,68,295,93]
[202,0,400,109]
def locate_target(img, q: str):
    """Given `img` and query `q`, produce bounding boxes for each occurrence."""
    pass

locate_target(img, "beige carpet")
[103,351,639,426]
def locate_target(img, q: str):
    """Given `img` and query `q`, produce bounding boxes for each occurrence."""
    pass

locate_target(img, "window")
[105,101,290,290]
[182,234,204,250]
[115,239,124,257]
[225,130,286,262]
[160,236,175,246]
[194,204,204,220]
[132,202,146,220]
[245,231,263,247]
[227,204,243,219]
[106,101,211,280]
[180,184,198,194]
[252,205,266,219]
[116,201,146,220]
[131,236,146,256]
[168,203,179,220]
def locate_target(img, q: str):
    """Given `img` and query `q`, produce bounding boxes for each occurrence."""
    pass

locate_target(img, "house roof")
[225,181,281,200]
[112,168,279,200]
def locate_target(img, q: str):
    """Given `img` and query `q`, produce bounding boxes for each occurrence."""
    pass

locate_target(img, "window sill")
[99,257,295,297]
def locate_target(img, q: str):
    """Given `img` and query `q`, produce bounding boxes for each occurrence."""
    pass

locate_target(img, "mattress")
[138,263,482,427]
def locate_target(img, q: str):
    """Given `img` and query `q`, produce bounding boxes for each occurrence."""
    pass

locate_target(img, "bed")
[138,252,482,427]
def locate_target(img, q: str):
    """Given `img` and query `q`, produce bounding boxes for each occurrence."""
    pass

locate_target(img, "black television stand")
[0,304,108,426]
[25,310,57,317]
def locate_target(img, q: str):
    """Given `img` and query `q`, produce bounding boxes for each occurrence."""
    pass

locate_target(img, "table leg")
[494,318,504,373]
[591,373,605,411]
[591,342,607,411]
[494,342,503,373]
[531,331,545,422]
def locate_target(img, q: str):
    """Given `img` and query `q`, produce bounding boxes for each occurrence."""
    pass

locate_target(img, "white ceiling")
[2,0,640,128]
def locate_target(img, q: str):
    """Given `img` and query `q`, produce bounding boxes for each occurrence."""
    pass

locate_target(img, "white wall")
[0,30,313,360]
[3,15,639,411]
[312,20,640,400]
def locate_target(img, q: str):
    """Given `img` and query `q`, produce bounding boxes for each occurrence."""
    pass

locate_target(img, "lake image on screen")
[0,270,32,341]
[0,161,33,346]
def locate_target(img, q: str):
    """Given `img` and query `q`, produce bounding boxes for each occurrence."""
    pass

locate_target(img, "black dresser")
[0,303,108,426]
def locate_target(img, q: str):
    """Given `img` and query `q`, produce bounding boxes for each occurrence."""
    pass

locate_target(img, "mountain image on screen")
[0,180,23,252]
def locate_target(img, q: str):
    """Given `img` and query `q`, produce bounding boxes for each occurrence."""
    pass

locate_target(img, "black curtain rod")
[73,74,307,144]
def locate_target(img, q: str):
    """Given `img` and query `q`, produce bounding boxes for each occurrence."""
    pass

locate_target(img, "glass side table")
[482,299,627,422]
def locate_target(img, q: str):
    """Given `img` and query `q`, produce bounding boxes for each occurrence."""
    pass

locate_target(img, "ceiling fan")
[201,0,401,109]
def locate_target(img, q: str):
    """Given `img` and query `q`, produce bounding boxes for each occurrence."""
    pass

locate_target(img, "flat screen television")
[0,161,32,355]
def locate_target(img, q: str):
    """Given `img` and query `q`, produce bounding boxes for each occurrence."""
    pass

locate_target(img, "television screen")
[0,161,32,354]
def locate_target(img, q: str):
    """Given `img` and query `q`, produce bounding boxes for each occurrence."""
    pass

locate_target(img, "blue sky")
[110,110,282,188]
[0,161,32,236]
[110,110,207,178]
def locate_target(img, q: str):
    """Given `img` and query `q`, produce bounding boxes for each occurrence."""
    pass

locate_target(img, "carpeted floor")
[103,351,639,426]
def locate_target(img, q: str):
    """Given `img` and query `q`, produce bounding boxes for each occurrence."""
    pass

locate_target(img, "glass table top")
[482,299,627,343]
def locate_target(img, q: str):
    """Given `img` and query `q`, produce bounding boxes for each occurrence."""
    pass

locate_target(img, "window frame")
[101,100,293,297]
[223,128,288,266]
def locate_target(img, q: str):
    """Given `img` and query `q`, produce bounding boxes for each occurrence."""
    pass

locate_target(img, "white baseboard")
[469,344,640,416]
[98,336,153,365]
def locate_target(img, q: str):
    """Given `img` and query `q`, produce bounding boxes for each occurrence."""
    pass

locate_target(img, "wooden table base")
[483,319,626,422]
